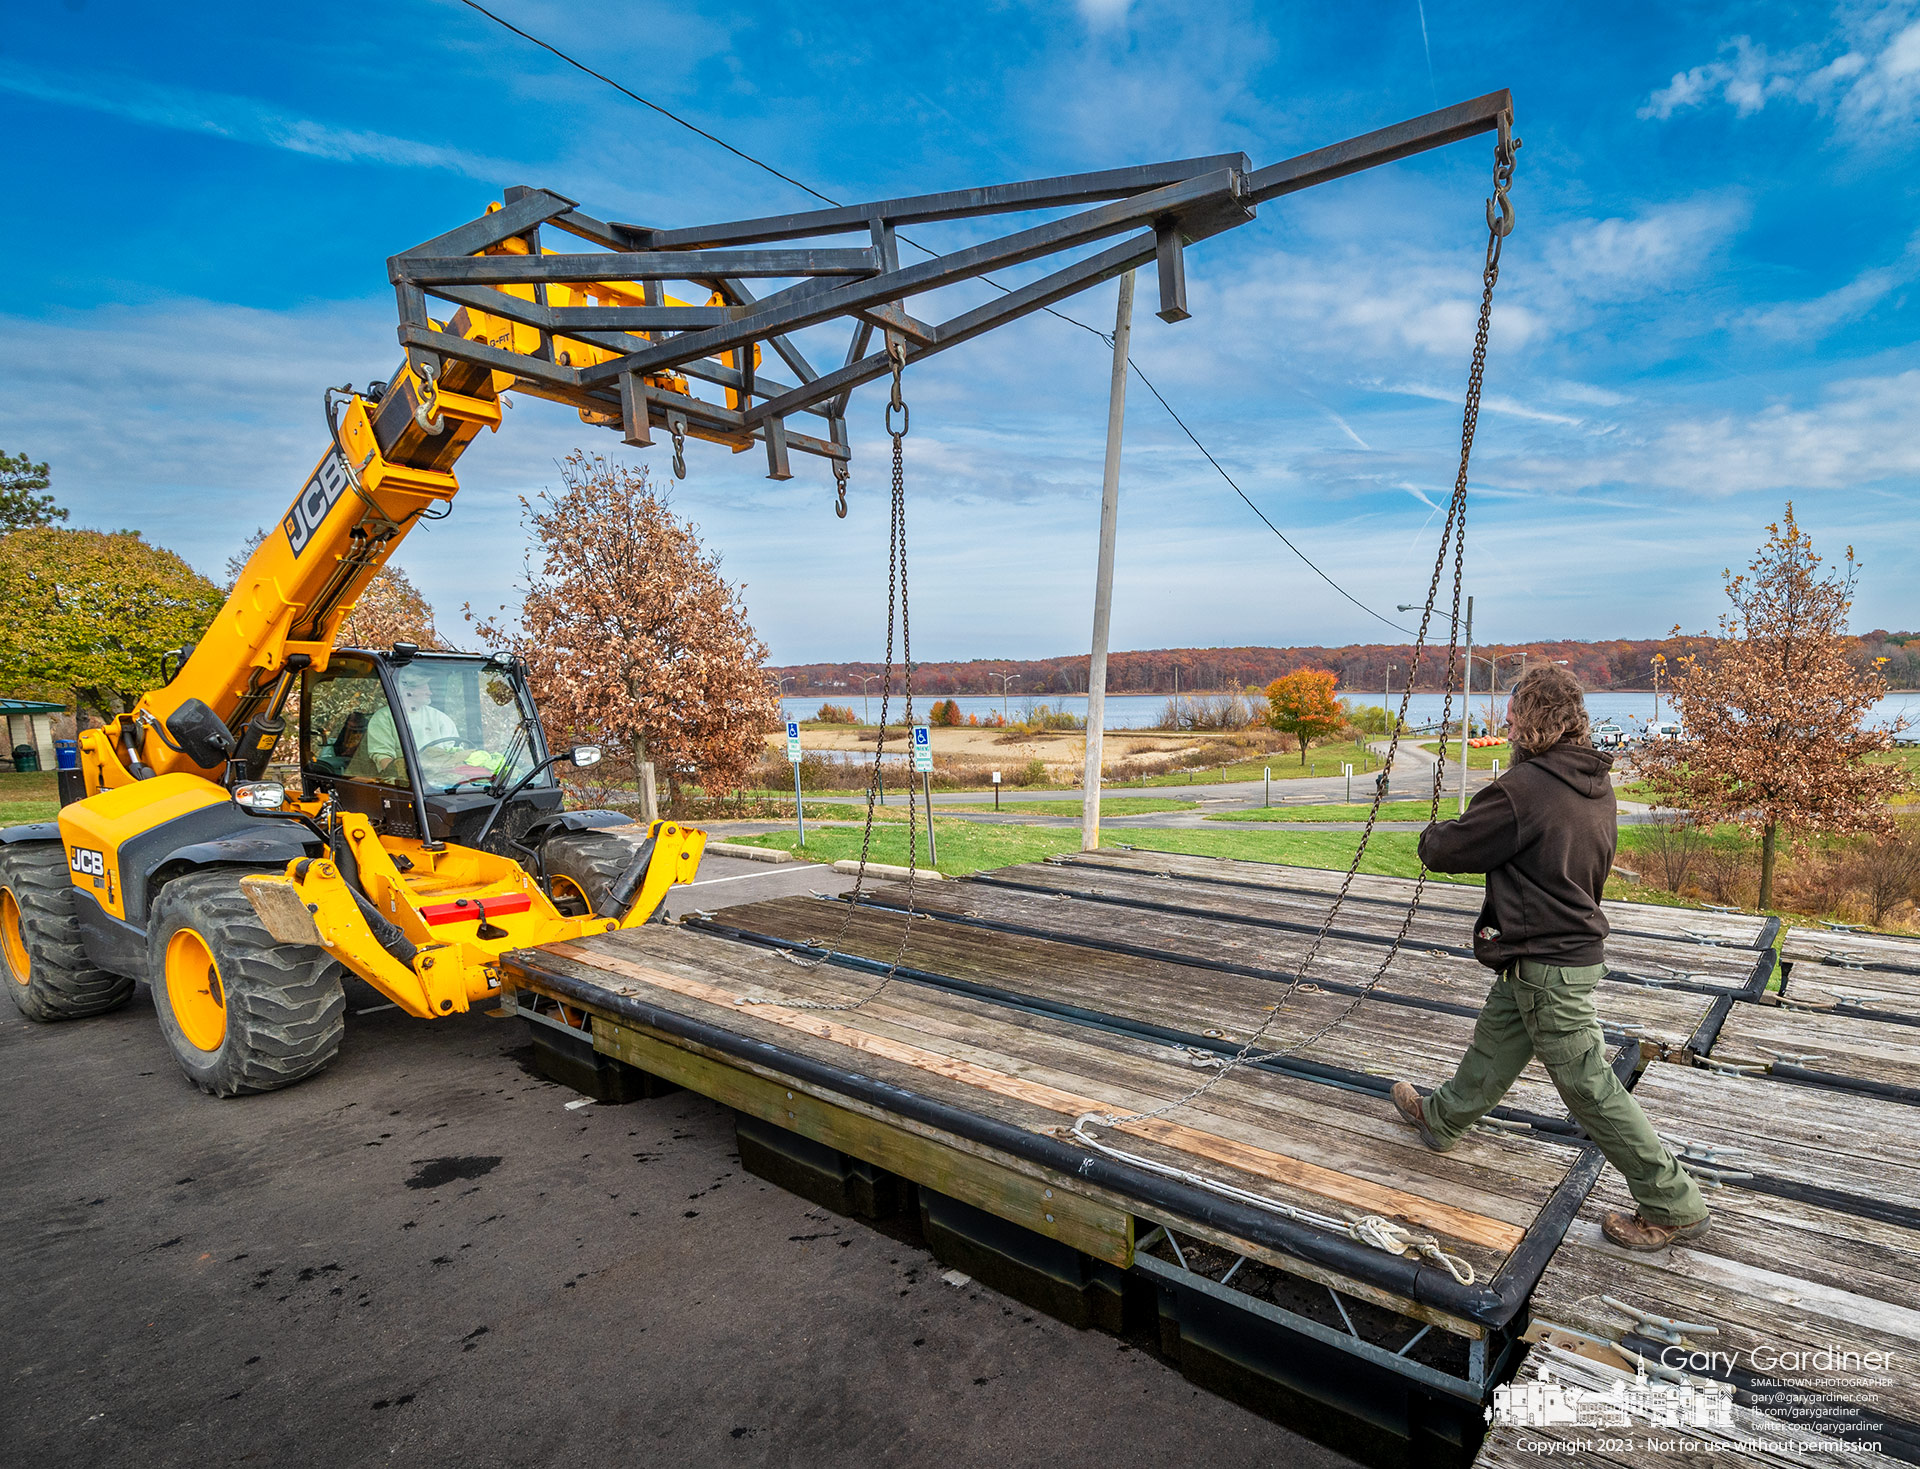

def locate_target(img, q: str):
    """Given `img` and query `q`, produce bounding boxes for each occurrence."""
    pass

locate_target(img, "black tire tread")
[0,843,135,1022]
[148,870,345,1097]
[542,831,637,916]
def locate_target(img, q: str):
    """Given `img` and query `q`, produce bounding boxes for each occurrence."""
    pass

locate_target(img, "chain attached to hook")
[885,334,910,439]
[667,412,688,480]
[1485,110,1521,240]
[833,460,849,519]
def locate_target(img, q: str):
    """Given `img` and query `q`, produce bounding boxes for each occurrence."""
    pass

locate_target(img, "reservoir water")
[780,689,1920,734]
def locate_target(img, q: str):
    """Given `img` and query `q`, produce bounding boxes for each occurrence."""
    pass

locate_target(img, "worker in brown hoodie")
[1388,665,1710,1251]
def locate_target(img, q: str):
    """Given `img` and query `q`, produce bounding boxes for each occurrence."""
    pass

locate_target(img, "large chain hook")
[885,334,910,439]
[668,413,688,480]
[833,461,849,519]
[1485,111,1521,240]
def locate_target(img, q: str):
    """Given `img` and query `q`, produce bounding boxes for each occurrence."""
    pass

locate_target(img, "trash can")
[55,738,84,807]
[12,744,39,774]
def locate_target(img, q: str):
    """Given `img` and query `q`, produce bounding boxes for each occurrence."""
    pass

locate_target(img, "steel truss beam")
[387,90,1513,478]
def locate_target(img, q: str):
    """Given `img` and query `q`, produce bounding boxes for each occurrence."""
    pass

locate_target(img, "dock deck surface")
[499,851,1920,1466]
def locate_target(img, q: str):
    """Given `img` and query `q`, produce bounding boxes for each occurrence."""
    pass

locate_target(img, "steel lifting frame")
[387,90,1513,484]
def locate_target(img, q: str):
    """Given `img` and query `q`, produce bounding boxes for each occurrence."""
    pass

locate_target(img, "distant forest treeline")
[773,632,1920,696]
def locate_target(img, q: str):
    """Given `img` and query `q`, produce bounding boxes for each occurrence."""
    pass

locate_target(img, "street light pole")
[991,671,1020,724]
[857,673,881,724]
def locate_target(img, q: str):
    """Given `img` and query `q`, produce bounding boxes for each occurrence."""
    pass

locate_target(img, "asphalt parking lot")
[0,921,1351,1468]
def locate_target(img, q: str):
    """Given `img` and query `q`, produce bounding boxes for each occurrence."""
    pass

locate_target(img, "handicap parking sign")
[912,725,932,773]
[786,720,802,763]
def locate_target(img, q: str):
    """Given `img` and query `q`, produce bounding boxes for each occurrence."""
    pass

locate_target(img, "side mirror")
[165,697,238,769]
[232,781,286,811]
[569,745,603,768]
[389,641,420,667]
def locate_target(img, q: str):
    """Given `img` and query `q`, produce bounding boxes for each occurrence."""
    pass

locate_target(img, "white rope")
[1067,1115,1475,1285]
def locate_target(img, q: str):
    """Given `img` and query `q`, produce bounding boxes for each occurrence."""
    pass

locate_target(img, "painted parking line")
[688,866,826,888]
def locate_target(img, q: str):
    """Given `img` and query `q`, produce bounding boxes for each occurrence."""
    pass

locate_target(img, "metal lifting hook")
[833,462,849,519]
[1486,110,1520,238]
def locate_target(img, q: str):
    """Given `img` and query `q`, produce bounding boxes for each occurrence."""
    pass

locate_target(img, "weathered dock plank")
[839,880,1723,1053]
[1780,925,1920,976]
[1077,848,1777,950]
[697,894,1596,1125]
[503,920,1596,1324]
[1625,1062,1920,1217]
[966,861,1771,994]
[1711,1003,1920,1100]
[1777,958,1920,1026]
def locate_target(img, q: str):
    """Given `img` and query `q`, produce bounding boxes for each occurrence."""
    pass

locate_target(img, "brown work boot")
[1602,1210,1711,1252]
[1389,1081,1455,1153]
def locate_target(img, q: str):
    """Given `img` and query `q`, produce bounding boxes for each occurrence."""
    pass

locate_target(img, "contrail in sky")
[1415,0,1438,105]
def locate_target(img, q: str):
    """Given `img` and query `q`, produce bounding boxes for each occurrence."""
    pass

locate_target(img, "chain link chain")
[1084,121,1517,1131]
[745,342,919,1011]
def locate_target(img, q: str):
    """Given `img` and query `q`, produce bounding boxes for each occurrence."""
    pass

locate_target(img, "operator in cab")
[1386,665,1711,1252]
[366,671,459,780]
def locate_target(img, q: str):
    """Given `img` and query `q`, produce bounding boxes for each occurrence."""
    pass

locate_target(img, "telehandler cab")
[0,628,703,1094]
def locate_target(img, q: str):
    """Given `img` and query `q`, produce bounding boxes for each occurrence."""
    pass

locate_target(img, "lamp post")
[856,673,882,724]
[1650,653,1666,728]
[991,671,1020,724]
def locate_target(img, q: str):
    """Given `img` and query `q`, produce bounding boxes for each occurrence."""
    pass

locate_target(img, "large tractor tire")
[0,842,136,1021]
[147,870,346,1097]
[541,830,639,917]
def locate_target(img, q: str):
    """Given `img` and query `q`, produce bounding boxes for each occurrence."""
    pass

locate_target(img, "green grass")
[0,771,59,826]
[730,817,1485,883]
[1113,741,1385,788]
[935,796,1198,816]
[732,818,1079,876]
[1121,828,1481,883]
[1424,738,1510,769]
[1205,799,1472,823]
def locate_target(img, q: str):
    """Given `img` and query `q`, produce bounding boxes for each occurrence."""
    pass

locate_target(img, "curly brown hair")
[1506,664,1590,753]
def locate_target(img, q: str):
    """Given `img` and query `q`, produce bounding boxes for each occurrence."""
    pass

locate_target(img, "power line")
[456,0,1419,640]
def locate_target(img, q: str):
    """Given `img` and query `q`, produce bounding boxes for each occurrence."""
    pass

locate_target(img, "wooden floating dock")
[496,851,1920,1468]
[1514,1065,1920,1463]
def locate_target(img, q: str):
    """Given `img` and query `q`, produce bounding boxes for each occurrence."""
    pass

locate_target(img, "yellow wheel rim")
[166,926,227,1053]
[0,887,28,986]
[550,875,592,916]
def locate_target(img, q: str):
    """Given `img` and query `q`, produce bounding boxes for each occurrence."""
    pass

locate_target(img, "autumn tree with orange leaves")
[1638,505,1908,909]
[1265,668,1344,765]
[470,453,779,818]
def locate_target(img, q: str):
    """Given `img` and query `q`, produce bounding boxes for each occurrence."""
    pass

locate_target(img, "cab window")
[303,656,408,788]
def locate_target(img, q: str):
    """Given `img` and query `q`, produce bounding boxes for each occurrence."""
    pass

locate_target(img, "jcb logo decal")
[69,847,106,881]
[283,449,352,558]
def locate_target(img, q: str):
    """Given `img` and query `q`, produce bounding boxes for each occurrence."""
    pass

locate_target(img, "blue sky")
[4,0,1918,664]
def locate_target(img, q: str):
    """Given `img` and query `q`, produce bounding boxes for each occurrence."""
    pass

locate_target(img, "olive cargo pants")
[1421,959,1708,1227]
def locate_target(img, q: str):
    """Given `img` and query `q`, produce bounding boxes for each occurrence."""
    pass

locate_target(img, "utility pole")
[1080,270,1134,854]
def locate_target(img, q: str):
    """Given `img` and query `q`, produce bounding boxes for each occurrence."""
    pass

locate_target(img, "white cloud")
[1497,370,1920,497]
[1741,231,1920,339]
[0,63,528,181]
[1639,9,1920,134]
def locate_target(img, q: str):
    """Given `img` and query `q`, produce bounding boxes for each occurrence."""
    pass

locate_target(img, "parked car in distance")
[1592,722,1625,749]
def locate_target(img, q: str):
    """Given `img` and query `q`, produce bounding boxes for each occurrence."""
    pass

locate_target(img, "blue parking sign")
[786,721,802,763]
[912,725,932,773]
